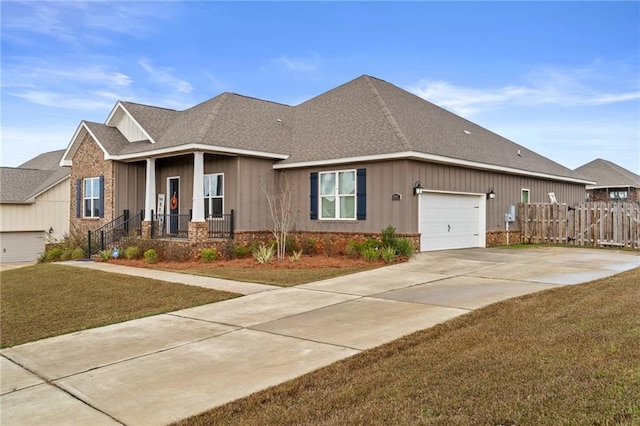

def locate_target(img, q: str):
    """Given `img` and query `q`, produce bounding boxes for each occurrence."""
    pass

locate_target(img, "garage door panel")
[0,232,45,262]
[420,193,484,251]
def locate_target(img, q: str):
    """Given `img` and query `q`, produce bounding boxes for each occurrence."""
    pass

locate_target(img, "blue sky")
[2,1,638,173]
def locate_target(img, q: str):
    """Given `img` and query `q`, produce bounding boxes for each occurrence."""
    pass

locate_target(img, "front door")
[168,177,180,234]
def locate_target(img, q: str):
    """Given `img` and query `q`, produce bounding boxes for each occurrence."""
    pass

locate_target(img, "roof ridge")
[362,76,413,151]
[119,100,177,112]
[194,93,229,143]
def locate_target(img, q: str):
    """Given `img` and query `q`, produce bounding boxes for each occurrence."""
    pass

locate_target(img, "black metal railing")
[208,210,234,239]
[152,213,191,239]
[87,210,144,255]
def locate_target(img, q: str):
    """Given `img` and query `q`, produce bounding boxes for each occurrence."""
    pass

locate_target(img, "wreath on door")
[170,193,178,210]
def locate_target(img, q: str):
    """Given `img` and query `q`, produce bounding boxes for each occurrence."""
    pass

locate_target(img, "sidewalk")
[1,247,638,425]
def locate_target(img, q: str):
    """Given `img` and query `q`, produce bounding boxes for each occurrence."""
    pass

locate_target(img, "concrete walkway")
[1,247,638,425]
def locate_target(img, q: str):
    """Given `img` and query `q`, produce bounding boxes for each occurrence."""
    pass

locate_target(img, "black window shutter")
[76,179,82,218]
[99,175,105,218]
[310,172,318,220]
[357,168,366,220]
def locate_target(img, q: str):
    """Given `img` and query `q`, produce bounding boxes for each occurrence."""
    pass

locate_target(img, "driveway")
[1,247,638,425]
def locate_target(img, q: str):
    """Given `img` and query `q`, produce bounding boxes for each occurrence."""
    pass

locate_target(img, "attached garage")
[0,231,45,263]
[419,192,486,251]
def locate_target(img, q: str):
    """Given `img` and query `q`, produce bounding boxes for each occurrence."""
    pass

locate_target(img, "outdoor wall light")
[487,188,496,199]
[413,180,424,196]
[48,227,54,234]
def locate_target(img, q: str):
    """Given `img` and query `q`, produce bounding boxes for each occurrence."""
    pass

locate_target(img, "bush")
[234,244,249,258]
[98,250,112,261]
[252,243,275,264]
[345,240,361,258]
[43,247,63,262]
[381,225,398,249]
[124,246,141,260]
[71,247,85,260]
[381,246,397,263]
[360,245,380,262]
[285,236,300,254]
[323,235,335,257]
[144,249,158,264]
[361,238,381,251]
[200,248,218,262]
[302,237,318,255]
[289,249,303,262]
[395,237,415,257]
[59,248,73,261]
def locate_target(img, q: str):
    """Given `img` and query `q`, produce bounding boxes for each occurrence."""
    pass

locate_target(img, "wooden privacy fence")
[518,202,640,248]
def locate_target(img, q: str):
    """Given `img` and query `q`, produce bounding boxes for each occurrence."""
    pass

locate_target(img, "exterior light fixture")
[48,227,54,234]
[413,180,424,196]
[487,188,496,199]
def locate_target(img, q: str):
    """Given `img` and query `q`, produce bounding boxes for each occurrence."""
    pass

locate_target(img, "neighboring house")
[60,75,592,252]
[575,159,640,202]
[0,150,70,262]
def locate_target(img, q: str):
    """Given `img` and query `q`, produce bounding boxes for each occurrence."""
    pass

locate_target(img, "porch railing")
[151,210,234,239]
[87,210,144,255]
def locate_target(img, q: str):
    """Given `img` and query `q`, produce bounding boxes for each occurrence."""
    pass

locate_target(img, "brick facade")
[70,133,115,237]
[588,188,640,203]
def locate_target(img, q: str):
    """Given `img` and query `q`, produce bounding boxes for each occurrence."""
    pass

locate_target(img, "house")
[575,159,640,202]
[0,150,71,262]
[60,75,592,252]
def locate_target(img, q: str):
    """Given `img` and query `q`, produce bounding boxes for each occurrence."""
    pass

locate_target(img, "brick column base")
[189,221,208,243]
[141,221,152,239]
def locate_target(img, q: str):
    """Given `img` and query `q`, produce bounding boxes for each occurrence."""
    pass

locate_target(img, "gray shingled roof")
[1,150,70,203]
[575,158,640,188]
[67,74,588,182]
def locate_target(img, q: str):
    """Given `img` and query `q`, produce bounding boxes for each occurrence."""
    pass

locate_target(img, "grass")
[175,266,375,286]
[0,264,238,348]
[173,267,640,426]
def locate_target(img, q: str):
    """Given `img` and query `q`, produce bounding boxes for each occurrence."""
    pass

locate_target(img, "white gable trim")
[105,102,156,144]
[274,151,595,185]
[59,122,110,167]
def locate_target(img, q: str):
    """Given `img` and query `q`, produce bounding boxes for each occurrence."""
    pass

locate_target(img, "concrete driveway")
[1,247,638,425]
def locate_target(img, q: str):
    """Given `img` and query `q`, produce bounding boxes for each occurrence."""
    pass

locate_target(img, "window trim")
[204,173,224,219]
[521,188,530,204]
[83,177,101,219]
[319,169,357,220]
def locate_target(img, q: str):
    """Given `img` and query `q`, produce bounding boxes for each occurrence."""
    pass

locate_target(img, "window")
[204,174,223,218]
[610,191,628,201]
[83,177,101,218]
[521,188,530,203]
[320,170,356,219]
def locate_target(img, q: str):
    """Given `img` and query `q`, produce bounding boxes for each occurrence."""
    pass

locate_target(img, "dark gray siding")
[114,161,145,217]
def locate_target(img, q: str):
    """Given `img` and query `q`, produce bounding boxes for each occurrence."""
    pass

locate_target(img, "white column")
[192,151,205,222]
[144,158,156,220]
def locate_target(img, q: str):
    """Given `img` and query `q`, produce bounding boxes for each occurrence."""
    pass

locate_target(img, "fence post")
[87,231,92,258]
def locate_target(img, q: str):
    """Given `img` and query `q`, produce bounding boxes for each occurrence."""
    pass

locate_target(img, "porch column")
[144,158,156,221]
[192,151,205,222]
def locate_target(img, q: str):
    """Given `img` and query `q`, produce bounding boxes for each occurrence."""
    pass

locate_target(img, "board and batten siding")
[0,177,70,242]
[112,109,148,142]
[114,161,146,217]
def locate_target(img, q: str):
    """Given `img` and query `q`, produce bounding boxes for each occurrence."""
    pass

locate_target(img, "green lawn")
[173,267,640,426]
[0,264,238,348]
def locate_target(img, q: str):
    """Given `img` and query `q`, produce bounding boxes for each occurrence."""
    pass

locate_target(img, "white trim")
[273,151,595,185]
[107,143,289,162]
[203,172,224,220]
[521,188,530,203]
[105,102,156,144]
[60,122,110,166]
[587,185,638,190]
[318,169,357,220]
[167,176,180,234]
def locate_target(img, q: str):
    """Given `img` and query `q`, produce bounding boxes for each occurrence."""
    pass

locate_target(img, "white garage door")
[0,232,45,262]
[420,192,485,251]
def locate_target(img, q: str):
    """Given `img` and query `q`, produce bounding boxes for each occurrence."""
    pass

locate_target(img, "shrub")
[285,236,300,254]
[200,248,218,262]
[252,243,275,264]
[395,237,415,257]
[71,247,85,260]
[302,237,318,255]
[43,247,63,262]
[381,246,397,263]
[345,240,361,258]
[59,248,73,261]
[361,238,381,251]
[98,250,112,261]
[381,225,398,249]
[144,249,158,264]
[360,245,380,262]
[124,246,141,260]
[234,244,249,259]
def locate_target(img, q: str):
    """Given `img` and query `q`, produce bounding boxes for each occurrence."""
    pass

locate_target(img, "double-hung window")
[204,173,223,218]
[83,177,101,218]
[320,170,356,219]
[521,188,530,204]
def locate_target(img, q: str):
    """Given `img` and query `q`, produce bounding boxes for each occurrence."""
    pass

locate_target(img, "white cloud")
[407,64,640,117]
[139,59,193,94]
[10,90,115,110]
[276,55,320,72]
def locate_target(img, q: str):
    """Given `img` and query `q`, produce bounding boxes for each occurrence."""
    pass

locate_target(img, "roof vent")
[463,130,471,135]
[517,150,521,157]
